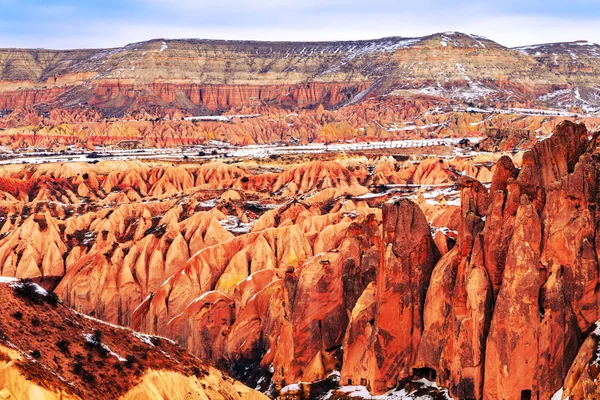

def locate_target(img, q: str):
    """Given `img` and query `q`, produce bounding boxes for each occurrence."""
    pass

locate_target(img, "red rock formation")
[413,176,491,399]
[338,121,600,399]
[414,120,600,400]
[0,81,369,112]
[2,94,599,148]
[341,199,438,393]
[562,323,600,399]
[2,121,600,399]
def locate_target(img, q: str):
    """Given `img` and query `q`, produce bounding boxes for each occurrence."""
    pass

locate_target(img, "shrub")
[11,311,23,320]
[56,339,70,354]
[85,332,109,358]
[45,292,60,307]
[13,279,42,304]
[124,355,137,368]
[31,317,40,327]
[150,336,161,346]
[31,349,41,359]
[73,361,83,375]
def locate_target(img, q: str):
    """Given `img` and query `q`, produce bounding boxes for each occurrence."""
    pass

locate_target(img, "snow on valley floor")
[0,137,483,166]
[279,372,453,399]
[325,381,453,400]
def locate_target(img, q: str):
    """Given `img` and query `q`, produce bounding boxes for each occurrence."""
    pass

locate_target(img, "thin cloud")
[1,0,599,48]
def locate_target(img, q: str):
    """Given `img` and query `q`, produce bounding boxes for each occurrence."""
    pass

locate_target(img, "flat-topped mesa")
[3,32,600,116]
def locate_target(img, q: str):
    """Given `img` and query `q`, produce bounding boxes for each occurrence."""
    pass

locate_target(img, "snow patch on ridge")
[83,333,127,362]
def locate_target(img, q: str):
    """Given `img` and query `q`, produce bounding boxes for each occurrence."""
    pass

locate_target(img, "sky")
[1,0,600,49]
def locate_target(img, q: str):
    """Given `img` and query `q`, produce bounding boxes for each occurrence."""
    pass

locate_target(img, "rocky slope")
[0,277,267,400]
[2,95,600,148]
[515,40,600,112]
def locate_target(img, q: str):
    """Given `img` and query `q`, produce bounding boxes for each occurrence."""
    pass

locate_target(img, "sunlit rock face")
[412,120,600,400]
[341,198,438,392]
[3,117,600,399]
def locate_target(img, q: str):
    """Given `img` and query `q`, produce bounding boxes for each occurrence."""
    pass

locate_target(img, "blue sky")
[1,0,600,49]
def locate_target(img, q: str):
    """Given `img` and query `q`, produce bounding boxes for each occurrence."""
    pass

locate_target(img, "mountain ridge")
[0,31,503,52]
[6,31,598,53]
[0,30,599,117]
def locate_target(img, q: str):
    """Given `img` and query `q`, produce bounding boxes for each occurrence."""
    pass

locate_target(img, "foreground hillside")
[0,277,267,400]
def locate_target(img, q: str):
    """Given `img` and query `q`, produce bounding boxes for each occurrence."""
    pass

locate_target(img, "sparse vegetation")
[124,355,137,368]
[13,279,43,304]
[85,330,109,358]
[56,339,70,355]
[11,279,61,306]
[45,292,60,307]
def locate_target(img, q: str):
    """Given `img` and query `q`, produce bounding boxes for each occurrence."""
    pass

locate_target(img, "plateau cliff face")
[1,32,599,115]
[515,41,600,112]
